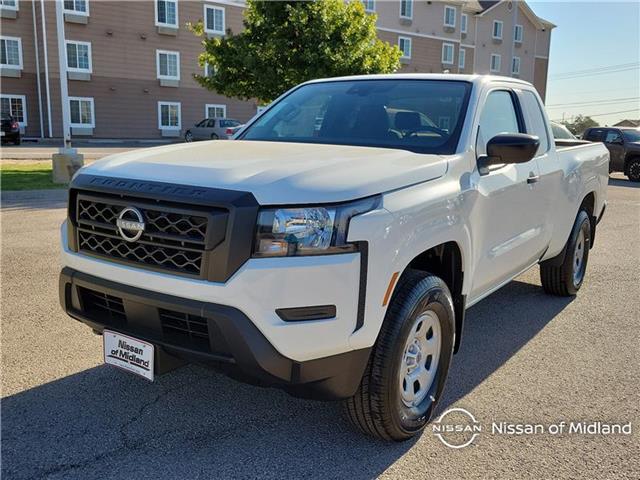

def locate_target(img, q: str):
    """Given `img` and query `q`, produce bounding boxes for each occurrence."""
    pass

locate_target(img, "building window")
[492,20,503,40]
[490,53,501,72]
[206,104,226,119]
[204,5,225,35]
[158,101,181,129]
[514,24,523,43]
[362,0,375,12]
[69,97,94,127]
[398,36,412,59]
[444,6,456,28]
[0,36,22,69]
[461,13,468,34]
[0,94,26,125]
[65,41,92,72]
[458,48,466,69]
[156,50,180,80]
[400,0,413,19]
[156,0,177,27]
[63,0,88,15]
[512,56,521,75]
[0,0,19,11]
[204,62,216,78]
[442,42,454,65]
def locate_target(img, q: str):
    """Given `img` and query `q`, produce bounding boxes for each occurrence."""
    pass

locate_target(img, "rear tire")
[184,131,193,142]
[627,158,640,182]
[14,135,20,145]
[344,270,455,441]
[540,209,591,296]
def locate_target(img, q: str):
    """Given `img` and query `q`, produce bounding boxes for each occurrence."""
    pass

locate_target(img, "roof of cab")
[303,73,534,88]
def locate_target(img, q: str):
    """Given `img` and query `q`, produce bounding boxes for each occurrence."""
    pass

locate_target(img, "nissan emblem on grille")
[116,207,145,242]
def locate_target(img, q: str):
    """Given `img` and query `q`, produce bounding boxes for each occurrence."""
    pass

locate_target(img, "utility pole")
[51,0,84,184]
[54,0,71,148]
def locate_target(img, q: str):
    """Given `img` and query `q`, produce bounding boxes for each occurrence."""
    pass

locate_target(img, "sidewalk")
[1,139,177,161]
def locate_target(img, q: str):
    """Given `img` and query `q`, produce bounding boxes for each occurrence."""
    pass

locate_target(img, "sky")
[528,0,640,126]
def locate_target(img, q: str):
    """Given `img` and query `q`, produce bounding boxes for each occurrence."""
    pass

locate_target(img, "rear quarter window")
[519,90,550,155]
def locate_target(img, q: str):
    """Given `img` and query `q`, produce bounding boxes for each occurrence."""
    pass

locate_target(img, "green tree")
[562,115,599,136]
[190,0,401,104]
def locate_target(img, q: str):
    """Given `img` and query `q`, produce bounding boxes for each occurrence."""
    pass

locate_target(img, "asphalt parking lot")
[1,176,639,479]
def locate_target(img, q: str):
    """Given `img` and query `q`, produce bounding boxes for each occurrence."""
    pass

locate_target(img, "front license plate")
[0,131,5,136]
[104,330,154,381]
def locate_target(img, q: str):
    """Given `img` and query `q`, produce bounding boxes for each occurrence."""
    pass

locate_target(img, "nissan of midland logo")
[116,206,145,242]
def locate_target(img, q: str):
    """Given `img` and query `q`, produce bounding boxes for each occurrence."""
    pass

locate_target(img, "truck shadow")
[2,278,572,480]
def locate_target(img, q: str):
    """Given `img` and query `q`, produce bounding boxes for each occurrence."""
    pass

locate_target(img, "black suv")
[1,115,21,145]
[583,127,640,182]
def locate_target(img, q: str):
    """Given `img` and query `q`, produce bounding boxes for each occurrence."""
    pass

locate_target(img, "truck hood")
[82,140,447,204]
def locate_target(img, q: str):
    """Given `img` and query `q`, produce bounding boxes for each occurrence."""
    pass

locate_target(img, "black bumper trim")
[276,305,337,322]
[60,267,370,399]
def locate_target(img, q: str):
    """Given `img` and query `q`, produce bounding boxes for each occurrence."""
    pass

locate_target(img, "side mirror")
[611,138,624,145]
[478,133,540,175]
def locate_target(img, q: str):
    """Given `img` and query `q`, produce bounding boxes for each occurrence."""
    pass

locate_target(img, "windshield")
[622,129,640,142]
[239,80,472,154]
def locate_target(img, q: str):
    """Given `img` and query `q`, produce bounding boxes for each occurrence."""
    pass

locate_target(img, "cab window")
[604,130,623,144]
[584,129,604,142]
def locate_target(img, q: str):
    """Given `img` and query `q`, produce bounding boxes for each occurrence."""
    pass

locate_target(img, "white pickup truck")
[60,74,609,441]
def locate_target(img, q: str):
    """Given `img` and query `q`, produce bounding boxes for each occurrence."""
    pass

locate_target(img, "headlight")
[253,196,380,257]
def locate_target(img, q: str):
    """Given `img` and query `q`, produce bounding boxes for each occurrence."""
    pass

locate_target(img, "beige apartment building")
[0,0,553,140]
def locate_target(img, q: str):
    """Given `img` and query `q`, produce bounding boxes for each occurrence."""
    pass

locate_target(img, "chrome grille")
[75,195,212,277]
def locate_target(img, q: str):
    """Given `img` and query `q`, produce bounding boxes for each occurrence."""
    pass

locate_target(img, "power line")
[550,62,640,79]
[546,96,640,108]
[547,86,639,98]
[549,108,640,122]
[549,66,640,82]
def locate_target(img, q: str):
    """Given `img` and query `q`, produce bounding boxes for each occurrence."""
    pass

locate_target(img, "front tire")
[627,158,640,182]
[344,271,455,441]
[540,209,591,296]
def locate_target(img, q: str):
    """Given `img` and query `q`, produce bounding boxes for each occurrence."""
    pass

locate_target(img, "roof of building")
[470,0,555,29]
[478,1,501,11]
[613,119,640,127]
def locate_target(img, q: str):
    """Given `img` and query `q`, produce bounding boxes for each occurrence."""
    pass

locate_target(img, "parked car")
[1,115,21,145]
[226,123,244,137]
[60,74,608,441]
[184,118,243,142]
[582,126,640,181]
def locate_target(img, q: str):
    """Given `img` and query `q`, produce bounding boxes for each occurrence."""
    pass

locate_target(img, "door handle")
[527,174,540,184]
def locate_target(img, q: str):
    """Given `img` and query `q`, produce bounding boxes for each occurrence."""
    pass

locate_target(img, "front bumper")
[60,267,370,399]
[61,219,364,362]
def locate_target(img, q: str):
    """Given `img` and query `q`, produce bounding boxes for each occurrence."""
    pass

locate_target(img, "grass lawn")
[0,162,67,191]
